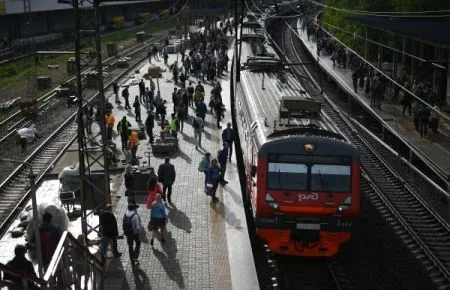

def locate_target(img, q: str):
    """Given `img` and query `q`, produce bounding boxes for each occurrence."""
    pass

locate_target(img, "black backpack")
[123,213,136,236]
[193,118,200,129]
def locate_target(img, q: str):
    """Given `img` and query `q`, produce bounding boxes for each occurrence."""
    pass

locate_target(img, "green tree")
[322,0,449,60]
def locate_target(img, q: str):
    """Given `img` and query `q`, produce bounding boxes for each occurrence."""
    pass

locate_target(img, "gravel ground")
[335,193,436,290]
[0,100,77,184]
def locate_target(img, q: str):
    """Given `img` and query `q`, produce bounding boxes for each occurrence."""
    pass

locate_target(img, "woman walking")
[148,194,168,246]
[146,168,161,209]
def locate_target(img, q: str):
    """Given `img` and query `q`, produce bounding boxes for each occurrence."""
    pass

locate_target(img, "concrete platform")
[101,45,259,289]
[0,37,259,289]
[296,18,450,179]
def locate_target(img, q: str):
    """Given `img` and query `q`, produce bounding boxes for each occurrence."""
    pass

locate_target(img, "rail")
[0,35,165,235]
[0,231,104,289]
[287,17,450,197]
[283,17,450,286]
[0,32,163,135]
[293,17,449,187]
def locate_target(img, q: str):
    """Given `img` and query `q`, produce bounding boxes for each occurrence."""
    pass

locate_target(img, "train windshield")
[267,155,352,192]
[310,164,351,192]
[268,163,308,190]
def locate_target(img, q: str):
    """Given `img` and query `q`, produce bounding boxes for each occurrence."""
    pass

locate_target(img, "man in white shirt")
[17,124,38,151]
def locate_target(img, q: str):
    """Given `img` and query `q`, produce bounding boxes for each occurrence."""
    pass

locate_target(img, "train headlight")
[336,197,351,215]
[265,193,280,210]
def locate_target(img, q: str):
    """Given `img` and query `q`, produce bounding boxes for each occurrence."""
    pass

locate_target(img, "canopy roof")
[345,15,450,48]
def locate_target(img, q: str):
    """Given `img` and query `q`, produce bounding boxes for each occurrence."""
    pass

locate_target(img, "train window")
[310,165,351,192]
[267,163,308,190]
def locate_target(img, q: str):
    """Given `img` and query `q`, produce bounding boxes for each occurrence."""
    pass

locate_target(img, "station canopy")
[344,15,450,48]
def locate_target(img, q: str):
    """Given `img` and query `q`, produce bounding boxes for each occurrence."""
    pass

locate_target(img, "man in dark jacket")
[222,123,234,162]
[217,142,229,185]
[99,204,122,262]
[3,244,37,288]
[145,111,154,144]
[157,157,176,203]
[117,116,131,150]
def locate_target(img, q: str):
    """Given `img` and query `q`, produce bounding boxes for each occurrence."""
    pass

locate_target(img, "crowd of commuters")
[304,19,444,138]
[3,19,236,287]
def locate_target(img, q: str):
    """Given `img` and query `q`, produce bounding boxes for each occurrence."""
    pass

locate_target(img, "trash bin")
[136,31,146,43]
[66,57,76,74]
[106,43,117,57]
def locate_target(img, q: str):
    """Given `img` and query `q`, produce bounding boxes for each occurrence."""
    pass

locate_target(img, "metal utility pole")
[69,0,111,238]
[235,0,240,82]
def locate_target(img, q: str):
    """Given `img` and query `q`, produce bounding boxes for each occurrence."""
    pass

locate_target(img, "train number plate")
[296,223,320,230]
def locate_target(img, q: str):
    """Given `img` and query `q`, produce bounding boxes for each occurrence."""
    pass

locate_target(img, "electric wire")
[245,0,449,121]
[320,20,447,70]
[291,14,450,121]
[304,0,450,18]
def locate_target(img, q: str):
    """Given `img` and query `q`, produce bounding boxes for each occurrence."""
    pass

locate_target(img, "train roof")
[237,24,346,147]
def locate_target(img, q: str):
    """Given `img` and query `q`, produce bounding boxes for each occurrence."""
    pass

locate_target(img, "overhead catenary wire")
[296,14,450,122]
[255,1,448,70]
[320,20,447,70]
[247,0,450,121]
[304,0,450,18]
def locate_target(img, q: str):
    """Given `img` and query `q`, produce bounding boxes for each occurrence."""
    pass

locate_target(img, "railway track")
[0,33,162,142]
[276,255,349,290]
[282,17,450,288]
[0,34,165,235]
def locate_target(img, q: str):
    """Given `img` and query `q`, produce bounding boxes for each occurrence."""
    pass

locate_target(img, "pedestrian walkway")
[295,19,450,179]
[102,45,259,289]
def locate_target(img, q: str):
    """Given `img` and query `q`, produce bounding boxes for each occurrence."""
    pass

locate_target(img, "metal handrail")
[1,231,104,289]
[0,262,46,288]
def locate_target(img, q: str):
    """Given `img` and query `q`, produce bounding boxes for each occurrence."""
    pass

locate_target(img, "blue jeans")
[100,236,119,261]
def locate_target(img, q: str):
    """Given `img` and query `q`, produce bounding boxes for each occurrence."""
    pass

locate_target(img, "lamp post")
[0,159,44,278]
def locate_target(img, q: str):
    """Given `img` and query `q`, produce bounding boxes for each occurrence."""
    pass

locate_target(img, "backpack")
[193,118,200,129]
[198,158,208,172]
[123,213,136,236]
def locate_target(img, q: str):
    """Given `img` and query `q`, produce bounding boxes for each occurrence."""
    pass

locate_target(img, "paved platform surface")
[101,46,259,289]
[296,19,450,178]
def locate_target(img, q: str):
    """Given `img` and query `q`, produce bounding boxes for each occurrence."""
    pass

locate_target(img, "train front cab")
[252,137,360,257]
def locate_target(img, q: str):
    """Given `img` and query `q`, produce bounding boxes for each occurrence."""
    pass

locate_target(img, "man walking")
[193,113,204,149]
[222,123,235,162]
[123,204,141,265]
[117,116,131,150]
[113,81,120,104]
[145,110,154,144]
[99,204,122,262]
[157,157,176,203]
[128,130,139,163]
[217,142,229,185]
[122,86,131,110]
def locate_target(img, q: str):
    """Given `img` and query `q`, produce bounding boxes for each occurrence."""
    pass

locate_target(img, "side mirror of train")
[251,165,257,177]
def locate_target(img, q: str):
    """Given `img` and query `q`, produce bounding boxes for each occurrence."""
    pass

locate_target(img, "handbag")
[204,183,213,196]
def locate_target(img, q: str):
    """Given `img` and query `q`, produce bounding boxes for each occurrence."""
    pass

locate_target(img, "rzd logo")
[298,192,319,202]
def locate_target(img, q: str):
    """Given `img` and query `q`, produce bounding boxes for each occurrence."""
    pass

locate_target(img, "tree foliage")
[321,0,450,60]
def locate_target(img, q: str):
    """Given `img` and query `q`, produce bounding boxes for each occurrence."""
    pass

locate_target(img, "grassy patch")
[102,19,179,44]
[0,19,179,90]
[0,55,67,89]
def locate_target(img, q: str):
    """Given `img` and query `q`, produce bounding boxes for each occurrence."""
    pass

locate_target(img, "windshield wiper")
[318,170,328,191]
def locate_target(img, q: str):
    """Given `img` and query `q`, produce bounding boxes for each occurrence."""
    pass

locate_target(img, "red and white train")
[234,21,360,257]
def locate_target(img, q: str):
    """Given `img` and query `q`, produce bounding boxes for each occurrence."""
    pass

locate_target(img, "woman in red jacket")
[146,168,162,209]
